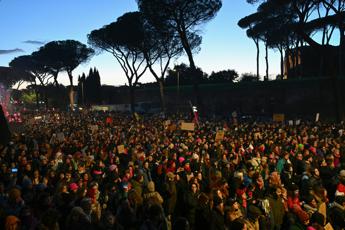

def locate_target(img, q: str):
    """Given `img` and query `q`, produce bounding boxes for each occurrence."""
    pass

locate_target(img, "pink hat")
[109,164,117,172]
[69,183,79,191]
[93,170,103,175]
[179,157,185,164]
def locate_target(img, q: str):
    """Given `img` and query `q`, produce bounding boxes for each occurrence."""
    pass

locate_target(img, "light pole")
[177,70,180,112]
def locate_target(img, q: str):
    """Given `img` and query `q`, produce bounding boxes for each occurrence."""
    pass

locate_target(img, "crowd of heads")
[1,110,345,230]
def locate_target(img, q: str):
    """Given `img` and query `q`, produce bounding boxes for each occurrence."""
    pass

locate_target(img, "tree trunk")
[34,81,39,109]
[286,47,291,79]
[255,39,260,81]
[265,42,269,81]
[129,85,135,114]
[44,88,49,108]
[68,71,74,110]
[280,47,284,78]
[178,28,202,110]
[53,72,59,86]
[339,27,344,77]
[147,63,166,113]
[158,79,166,113]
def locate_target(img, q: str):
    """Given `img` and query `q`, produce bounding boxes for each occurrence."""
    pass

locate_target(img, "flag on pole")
[134,112,140,121]
[192,106,199,125]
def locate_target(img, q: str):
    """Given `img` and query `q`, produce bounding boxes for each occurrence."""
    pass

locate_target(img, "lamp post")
[176,70,180,112]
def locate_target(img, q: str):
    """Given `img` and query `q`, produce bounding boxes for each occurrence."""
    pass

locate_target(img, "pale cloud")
[0,48,24,55]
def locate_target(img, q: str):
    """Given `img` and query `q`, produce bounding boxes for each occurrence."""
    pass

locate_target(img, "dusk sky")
[0,0,281,87]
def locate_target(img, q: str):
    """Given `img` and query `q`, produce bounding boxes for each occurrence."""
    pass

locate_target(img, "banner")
[215,130,225,141]
[181,122,195,131]
[273,114,285,122]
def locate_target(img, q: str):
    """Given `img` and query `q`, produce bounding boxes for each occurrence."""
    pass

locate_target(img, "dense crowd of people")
[1,110,345,230]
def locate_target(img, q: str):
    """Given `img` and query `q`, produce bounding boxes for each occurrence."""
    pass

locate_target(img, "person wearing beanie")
[143,181,164,205]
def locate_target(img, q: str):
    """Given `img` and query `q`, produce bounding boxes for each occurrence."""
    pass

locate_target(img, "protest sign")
[163,120,171,126]
[273,114,285,122]
[181,122,195,131]
[117,145,125,154]
[90,125,98,133]
[168,124,177,132]
[34,116,42,120]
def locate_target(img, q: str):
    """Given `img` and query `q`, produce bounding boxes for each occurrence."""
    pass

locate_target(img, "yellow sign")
[163,120,171,126]
[134,112,140,121]
[181,122,195,131]
[215,130,225,141]
[117,145,125,154]
[273,114,285,122]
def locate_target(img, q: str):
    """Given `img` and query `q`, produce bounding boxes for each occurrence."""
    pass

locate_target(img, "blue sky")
[0,0,281,87]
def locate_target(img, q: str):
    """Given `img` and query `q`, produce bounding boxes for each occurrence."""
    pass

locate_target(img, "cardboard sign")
[90,125,98,132]
[295,120,301,125]
[168,124,177,132]
[288,120,293,126]
[181,122,195,131]
[315,113,320,122]
[163,120,171,126]
[273,114,285,122]
[117,145,125,154]
[134,112,140,121]
[215,130,225,141]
